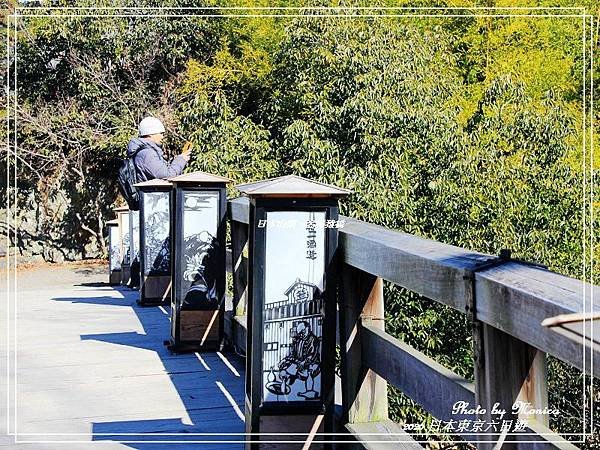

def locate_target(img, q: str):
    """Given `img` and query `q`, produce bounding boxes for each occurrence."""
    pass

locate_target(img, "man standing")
[127,116,191,181]
[125,116,191,288]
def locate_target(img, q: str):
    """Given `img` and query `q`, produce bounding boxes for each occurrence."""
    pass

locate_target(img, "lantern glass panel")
[262,210,326,404]
[109,226,121,271]
[131,210,139,261]
[121,212,130,265]
[180,190,219,310]
[143,192,170,276]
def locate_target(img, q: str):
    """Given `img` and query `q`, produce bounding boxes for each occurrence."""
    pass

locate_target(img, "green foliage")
[11,0,225,250]
[434,78,583,275]
[19,1,223,103]
[177,87,278,187]
[174,47,279,190]
[261,18,465,233]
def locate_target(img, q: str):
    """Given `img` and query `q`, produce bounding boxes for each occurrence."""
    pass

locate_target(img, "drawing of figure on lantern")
[263,278,323,401]
[131,210,140,261]
[182,230,219,309]
[149,236,170,274]
[277,321,321,399]
[122,229,130,265]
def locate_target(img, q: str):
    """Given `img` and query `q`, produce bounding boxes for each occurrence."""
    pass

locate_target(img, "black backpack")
[117,149,141,211]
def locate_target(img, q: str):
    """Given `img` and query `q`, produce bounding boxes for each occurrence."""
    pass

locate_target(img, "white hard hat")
[138,116,165,136]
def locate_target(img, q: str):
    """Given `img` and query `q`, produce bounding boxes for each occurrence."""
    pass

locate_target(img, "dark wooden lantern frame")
[237,175,350,447]
[136,180,173,306]
[106,219,121,286]
[167,172,229,353]
[128,209,140,289]
[114,206,130,286]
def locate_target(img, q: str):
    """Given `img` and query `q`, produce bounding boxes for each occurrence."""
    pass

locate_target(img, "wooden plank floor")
[2,263,246,449]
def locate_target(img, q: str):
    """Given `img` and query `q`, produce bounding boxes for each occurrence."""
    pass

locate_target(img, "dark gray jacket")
[127,137,187,182]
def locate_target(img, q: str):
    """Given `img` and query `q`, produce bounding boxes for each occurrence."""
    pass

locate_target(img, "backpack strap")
[128,146,145,186]
[130,146,143,159]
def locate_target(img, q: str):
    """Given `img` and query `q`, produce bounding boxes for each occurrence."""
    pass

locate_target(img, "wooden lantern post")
[113,205,131,286]
[134,178,173,306]
[235,175,350,449]
[165,171,230,353]
[106,218,121,285]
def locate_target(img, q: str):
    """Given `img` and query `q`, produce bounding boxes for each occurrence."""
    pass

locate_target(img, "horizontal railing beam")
[340,217,486,312]
[361,321,475,424]
[226,196,599,374]
[228,196,249,223]
[521,422,580,450]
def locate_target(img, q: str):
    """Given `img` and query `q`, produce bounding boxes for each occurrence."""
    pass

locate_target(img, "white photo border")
[3,4,596,446]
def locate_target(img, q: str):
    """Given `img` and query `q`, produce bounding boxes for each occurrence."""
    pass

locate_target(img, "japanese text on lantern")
[306,216,317,261]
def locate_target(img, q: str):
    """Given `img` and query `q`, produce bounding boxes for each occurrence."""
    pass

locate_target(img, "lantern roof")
[168,171,231,184]
[106,219,119,225]
[113,205,129,212]
[235,175,351,198]
[133,178,172,188]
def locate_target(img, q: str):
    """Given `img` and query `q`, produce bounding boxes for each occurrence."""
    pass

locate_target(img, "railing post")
[230,219,248,317]
[474,323,549,449]
[340,263,388,425]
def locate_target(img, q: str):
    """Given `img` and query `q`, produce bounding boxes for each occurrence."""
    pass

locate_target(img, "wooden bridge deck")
[3,263,246,449]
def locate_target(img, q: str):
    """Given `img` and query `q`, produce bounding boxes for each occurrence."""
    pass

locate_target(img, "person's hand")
[181,141,193,162]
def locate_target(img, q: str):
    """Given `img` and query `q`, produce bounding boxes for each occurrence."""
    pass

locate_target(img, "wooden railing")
[225,196,597,449]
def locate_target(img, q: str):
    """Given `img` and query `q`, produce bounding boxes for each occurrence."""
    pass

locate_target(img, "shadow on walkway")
[53,286,245,449]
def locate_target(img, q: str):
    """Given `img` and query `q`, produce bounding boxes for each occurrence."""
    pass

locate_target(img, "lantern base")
[246,414,325,449]
[136,298,168,307]
[120,264,131,286]
[109,270,121,285]
[139,275,171,306]
[167,309,223,353]
[164,338,225,354]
